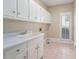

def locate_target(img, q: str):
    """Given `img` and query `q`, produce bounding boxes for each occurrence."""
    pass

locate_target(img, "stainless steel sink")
[19,31,27,35]
[17,31,32,37]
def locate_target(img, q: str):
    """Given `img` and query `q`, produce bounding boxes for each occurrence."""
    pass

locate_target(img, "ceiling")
[41,0,74,7]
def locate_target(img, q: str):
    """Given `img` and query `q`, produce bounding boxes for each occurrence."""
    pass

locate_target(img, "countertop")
[3,32,44,49]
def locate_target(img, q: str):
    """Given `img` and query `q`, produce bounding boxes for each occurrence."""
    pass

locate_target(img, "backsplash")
[3,19,49,37]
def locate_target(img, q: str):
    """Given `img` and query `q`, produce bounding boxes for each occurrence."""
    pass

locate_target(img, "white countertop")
[3,32,44,49]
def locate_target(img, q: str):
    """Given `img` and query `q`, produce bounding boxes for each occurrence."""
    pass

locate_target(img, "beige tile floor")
[43,42,76,59]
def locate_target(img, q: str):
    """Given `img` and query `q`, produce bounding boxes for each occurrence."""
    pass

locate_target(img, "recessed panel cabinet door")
[30,0,37,21]
[3,0,16,17]
[40,8,45,22]
[28,39,38,59]
[18,0,29,19]
[38,37,44,59]
[15,52,28,59]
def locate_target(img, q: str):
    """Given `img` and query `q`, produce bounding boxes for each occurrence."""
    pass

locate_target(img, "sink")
[17,31,32,37]
[16,31,42,38]
[19,31,27,35]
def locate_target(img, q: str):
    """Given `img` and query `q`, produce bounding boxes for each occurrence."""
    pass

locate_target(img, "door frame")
[60,12,72,40]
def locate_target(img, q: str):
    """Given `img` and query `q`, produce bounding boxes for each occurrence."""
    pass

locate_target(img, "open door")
[60,12,72,40]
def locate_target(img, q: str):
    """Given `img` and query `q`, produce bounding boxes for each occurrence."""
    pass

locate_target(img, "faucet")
[19,31,27,35]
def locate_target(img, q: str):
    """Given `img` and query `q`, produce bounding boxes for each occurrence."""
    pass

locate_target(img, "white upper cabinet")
[3,0,52,23]
[35,5,41,22]
[40,8,52,23]
[17,0,29,19]
[28,39,38,59]
[40,8,48,22]
[30,0,37,21]
[3,0,16,17]
[40,8,45,22]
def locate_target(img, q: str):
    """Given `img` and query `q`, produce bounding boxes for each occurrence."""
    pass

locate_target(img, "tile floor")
[44,42,76,59]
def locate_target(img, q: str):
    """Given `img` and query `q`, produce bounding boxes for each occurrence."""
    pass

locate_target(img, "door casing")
[60,12,72,40]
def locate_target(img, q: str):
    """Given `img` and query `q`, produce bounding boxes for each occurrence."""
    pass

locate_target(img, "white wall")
[47,3,74,38]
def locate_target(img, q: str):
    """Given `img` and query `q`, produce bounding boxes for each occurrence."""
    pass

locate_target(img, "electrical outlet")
[39,28,42,32]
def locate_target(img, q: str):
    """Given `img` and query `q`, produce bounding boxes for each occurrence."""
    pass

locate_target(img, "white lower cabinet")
[38,37,44,59]
[28,38,38,59]
[28,36,44,59]
[4,43,27,59]
[4,36,44,59]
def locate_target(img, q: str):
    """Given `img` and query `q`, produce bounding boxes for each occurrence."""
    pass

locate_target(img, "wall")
[3,19,49,37]
[47,3,74,38]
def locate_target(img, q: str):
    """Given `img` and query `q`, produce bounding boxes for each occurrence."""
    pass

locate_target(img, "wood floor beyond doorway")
[44,42,76,59]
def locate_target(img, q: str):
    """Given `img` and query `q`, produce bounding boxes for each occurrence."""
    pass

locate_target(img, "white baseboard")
[46,37,74,44]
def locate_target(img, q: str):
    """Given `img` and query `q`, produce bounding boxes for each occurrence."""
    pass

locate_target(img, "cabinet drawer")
[4,43,27,59]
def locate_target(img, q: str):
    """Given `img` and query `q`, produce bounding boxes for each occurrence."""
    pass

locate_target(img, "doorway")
[60,12,72,40]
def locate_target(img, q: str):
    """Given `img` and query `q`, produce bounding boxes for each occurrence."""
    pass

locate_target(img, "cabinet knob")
[16,49,20,52]
[12,11,15,13]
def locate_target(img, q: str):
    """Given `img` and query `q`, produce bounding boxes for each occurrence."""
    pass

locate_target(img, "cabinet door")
[38,37,44,59]
[40,8,45,22]
[28,39,38,59]
[4,43,27,59]
[30,0,37,21]
[15,51,28,59]
[3,0,16,17]
[44,11,50,22]
[17,0,29,19]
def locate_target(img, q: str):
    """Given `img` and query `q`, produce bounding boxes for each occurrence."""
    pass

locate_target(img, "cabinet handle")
[12,11,15,13]
[16,49,20,52]
[24,56,27,58]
